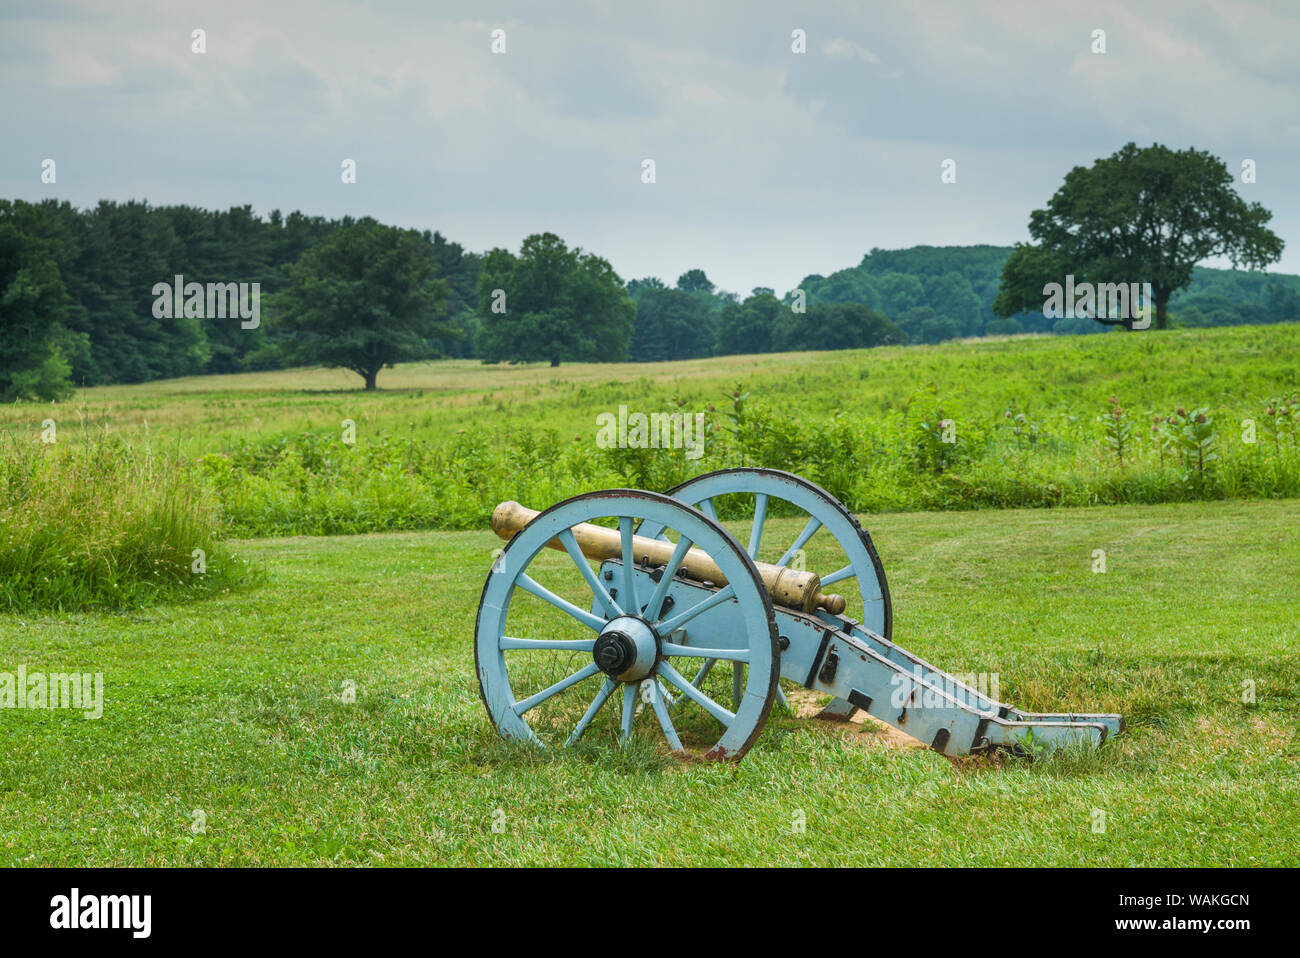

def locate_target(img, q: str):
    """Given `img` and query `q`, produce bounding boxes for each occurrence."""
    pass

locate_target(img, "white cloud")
[823,37,878,63]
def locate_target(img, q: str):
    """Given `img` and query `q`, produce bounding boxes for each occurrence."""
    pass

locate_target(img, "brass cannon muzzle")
[491,501,846,616]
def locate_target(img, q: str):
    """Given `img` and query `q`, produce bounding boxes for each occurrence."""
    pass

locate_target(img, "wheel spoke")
[566,677,617,746]
[747,493,768,558]
[691,658,718,688]
[774,682,789,711]
[558,529,622,617]
[656,583,735,635]
[620,682,637,742]
[516,573,607,631]
[644,534,692,621]
[776,516,823,568]
[512,662,601,715]
[660,642,749,662]
[658,660,735,726]
[820,562,857,587]
[618,516,638,612]
[649,678,684,751]
[500,637,596,652]
[697,498,718,521]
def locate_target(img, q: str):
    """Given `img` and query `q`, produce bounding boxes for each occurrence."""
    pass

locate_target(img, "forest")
[2,197,1299,394]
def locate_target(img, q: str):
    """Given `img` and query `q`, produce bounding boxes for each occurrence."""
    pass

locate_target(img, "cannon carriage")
[475,468,1122,761]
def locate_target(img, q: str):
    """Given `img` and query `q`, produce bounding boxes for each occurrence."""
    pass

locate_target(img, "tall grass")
[3,325,1299,543]
[196,385,1300,537]
[0,433,259,612]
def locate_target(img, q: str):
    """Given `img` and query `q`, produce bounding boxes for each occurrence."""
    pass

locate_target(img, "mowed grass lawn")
[1,499,1297,866]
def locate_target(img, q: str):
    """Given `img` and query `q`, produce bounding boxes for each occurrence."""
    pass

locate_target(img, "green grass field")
[2,327,1298,866]
[4,325,1298,453]
[4,325,1300,549]
[2,501,1296,866]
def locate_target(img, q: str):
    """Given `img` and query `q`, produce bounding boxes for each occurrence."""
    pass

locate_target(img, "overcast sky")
[2,0,1297,295]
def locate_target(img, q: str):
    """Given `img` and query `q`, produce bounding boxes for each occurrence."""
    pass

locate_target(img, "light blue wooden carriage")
[476,469,1122,761]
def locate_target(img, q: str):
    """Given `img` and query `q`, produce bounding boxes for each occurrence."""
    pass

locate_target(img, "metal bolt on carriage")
[475,468,1122,761]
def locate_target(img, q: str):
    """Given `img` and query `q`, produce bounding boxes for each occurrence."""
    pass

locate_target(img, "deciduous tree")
[271,220,454,390]
[994,143,1284,330]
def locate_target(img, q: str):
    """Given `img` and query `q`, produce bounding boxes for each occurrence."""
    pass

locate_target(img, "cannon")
[475,468,1122,761]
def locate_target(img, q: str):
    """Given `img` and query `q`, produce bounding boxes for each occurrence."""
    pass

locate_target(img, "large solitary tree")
[272,220,455,390]
[993,143,1284,330]
[476,233,634,366]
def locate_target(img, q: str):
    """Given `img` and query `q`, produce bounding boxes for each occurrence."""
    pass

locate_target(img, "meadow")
[1,325,1297,865]
[1,502,1295,866]
[1,324,1298,558]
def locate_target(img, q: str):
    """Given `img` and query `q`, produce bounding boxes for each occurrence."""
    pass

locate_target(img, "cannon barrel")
[491,500,846,615]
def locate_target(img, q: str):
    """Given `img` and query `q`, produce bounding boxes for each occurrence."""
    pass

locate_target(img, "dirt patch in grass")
[785,687,925,750]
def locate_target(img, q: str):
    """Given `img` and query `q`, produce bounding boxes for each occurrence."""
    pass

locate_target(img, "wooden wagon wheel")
[641,468,891,720]
[475,489,779,760]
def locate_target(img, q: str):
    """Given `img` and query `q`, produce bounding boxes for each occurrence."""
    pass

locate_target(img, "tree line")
[0,199,479,398]
[1,143,1293,395]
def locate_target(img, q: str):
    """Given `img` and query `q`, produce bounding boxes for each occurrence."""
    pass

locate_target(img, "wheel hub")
[593,616,659,682]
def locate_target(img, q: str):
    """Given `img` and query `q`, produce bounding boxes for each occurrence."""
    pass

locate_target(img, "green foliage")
[270,220,455,390]
[6,348,74,403]
[5,191,1298,388]
[1099,397,1132,465]
[995,142,1285,330]
[898,389,985,477]
[675,269,714,294]
[0,199,481,389]
[0,214,74,401]
[6,324,1300,534]
[1168,406,1219,492]
[1260,394,1299,450]
[723,402,862,504]
[992,242,1072,322]
[896,306,961,344]
[0,435,258,611]
[629,286,715,361]
[1001,402,1039,451]
[771,301,903,352]
[799,245,1046,339]
[715,289,780,354]
[477,233,634,366]
[721,382,749,436]
[985,316,1025,336]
